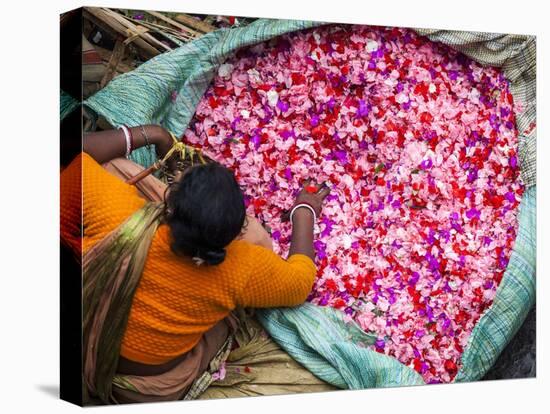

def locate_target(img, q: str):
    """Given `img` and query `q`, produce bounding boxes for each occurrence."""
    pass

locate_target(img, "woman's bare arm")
[288,180,330,261]
[83,125,173,164]
[289,208,316,260]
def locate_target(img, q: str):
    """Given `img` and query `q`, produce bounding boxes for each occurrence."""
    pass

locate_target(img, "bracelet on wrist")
[140,125,151,150]
[290,203,317,224]
[119,125,132,158]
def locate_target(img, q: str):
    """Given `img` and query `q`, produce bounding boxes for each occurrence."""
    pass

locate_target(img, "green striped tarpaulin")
[84,18,536,388]
[256,303,425,388]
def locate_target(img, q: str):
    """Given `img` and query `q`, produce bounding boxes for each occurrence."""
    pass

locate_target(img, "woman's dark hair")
[165,162,246,266]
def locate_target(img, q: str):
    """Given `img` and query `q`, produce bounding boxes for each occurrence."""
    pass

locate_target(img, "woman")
[60,124,330,404]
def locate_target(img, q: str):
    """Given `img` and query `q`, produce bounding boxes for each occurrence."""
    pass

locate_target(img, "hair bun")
[197,247,226,266]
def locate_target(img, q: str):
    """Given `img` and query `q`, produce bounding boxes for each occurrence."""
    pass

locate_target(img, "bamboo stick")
[174,13,216,33]
[100,39,126,88]
[105,8,172,52]
[84,7,159,59]
[124,17,194,43]
[145,10,201,37]
[94,44,135,73]
[126,163,161,185]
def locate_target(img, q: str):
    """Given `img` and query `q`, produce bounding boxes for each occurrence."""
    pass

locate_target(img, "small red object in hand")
[305,185,318,193]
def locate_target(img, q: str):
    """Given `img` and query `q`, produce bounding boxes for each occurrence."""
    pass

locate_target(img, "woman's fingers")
[315,181,330,197]
[315,181,327,192]
[317,186,331,199]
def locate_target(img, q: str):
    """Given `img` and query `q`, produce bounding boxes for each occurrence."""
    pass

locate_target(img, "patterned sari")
[82,158,237,404]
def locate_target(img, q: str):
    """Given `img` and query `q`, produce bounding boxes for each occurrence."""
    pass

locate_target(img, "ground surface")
[482,306,536,380]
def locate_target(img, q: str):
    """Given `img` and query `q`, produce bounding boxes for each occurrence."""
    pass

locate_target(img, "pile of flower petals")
[184,25,524,383]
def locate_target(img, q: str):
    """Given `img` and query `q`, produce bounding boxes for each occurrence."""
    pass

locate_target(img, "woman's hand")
[150,126,184,177]
[287,179,330,261]
[151,126,175,160]
[282,179,330,222]
[293,179,330,217]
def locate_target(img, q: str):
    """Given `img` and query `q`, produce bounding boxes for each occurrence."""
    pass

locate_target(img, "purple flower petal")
[465,208,480,220]
[391,199,401,209]
[421,362,430,374]
[426,229,436,245]
[284,167,292,181]
[483,280,494,289]
[500,107,510,117]
[276,100,289,112]
[408,272,420,286]
[314,240,327,259]
[230,116,242,130]
[280,129,294,140]
[334,150,348,165]
[499,256,509,268]
[310,115,320,127]
[510,155,518,169]
[467,169,478,183]
[251,134,261,150]
[356,99,369,118]
[505,191,516,203]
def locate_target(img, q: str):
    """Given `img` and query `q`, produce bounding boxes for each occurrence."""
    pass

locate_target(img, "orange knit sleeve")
[60,153,83,255]
[81,152,146,251]
[236,243,317,308]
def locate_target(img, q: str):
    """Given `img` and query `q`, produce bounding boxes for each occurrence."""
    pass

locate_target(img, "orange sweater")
[61,153,316,365]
